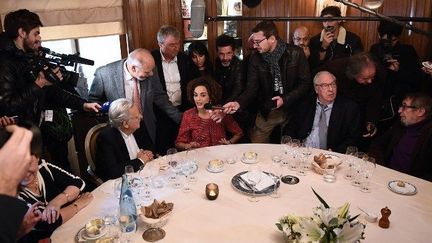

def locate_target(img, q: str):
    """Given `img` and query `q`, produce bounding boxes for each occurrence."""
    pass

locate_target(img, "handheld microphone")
[100,101,112,113]
[190,0,206,38]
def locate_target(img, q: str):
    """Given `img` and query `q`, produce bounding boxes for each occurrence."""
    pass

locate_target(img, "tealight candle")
[205,183,219,200]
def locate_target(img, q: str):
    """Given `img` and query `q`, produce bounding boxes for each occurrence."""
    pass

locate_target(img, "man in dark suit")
[88,48,182,150]
[151,25,194,154]
[284,71,361,153]
[95,99,154,181]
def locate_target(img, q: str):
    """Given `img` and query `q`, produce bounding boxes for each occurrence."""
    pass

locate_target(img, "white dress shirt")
[161,51,182,106]
[305,99,334,148]
[118,129,140,160]
[123,61,140,102]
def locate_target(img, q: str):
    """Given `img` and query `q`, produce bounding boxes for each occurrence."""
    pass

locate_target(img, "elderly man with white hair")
[283,71,361,153]
[95,98,154,181]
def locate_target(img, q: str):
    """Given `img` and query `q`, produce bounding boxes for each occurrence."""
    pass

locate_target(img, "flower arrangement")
[276,188,366,243]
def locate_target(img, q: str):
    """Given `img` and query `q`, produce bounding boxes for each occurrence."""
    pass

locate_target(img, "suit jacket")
[284,95,361,153]
[95,126,154,181]
[0,195,27,243]
[151,50,194,111]
[88,59,182,143]
[369,119,432,181]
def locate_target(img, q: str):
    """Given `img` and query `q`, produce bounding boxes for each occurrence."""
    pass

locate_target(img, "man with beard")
[292,26,311,60]
[283,71,360,153]
[0,9,100,125]
[369,93,432,181]
[223,21,311,143]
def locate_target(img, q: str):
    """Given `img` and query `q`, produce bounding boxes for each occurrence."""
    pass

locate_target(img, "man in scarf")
[223,21,311,143]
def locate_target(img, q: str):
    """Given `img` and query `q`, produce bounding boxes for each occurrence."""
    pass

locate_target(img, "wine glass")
[269,160,282,198]
[166,148,178,168]
[360,157,376,193]
[181,162,193,193]
[344,146,358,180]
[246,165,262,202]
[345,146,358,156]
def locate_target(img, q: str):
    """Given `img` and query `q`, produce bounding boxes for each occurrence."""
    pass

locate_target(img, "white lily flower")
[299,218,324,242]
[319,206,339,227]
[334,222,364,243]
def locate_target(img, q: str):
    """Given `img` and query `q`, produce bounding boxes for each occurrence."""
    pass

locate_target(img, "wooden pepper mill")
[378,206,391,228]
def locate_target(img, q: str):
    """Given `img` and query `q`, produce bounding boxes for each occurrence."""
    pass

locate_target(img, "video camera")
[26,47,94,85]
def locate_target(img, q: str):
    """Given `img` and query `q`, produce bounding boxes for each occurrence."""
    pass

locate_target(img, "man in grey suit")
[89,48,182,148]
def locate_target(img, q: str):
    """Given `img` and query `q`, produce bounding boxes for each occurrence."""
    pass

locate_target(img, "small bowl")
[208,159,224,171]
[140,210,172,228]
[85,218,105,238]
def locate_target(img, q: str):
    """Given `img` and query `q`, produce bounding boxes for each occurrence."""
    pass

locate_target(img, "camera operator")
[370,20,422,100]
[0,9,100,126]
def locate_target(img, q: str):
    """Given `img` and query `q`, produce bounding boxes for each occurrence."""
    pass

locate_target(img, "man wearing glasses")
[223,21,311,143]
[283,71,360,153]
[369,93,432,181]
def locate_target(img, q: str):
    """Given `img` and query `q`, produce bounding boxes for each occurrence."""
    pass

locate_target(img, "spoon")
[358,207,377,222]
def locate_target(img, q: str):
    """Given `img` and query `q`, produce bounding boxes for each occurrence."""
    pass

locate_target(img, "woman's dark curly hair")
[187,76,222,106]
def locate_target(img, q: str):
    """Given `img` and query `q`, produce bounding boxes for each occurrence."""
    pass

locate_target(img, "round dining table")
[50,144,432,243]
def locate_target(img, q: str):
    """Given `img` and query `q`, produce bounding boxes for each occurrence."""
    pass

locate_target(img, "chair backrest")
[84,123,107,173]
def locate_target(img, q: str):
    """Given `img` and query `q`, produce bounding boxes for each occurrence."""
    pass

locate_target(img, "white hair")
[313,71,336,85]
[108,98,133,128]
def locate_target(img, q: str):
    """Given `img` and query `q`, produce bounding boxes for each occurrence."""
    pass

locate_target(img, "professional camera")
[26,47,94,85]
[380,38,400,65]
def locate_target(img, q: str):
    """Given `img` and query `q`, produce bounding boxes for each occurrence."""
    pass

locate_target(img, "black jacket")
[284,95,361,153]
[369,119,432,181]
[0,33,85,124]
[238,43,311,117]
[95,126,154,181]
[215,56,245,103]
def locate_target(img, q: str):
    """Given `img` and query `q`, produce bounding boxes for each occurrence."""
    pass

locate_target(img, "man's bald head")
[126,48,155,81]
[293,26,310,48]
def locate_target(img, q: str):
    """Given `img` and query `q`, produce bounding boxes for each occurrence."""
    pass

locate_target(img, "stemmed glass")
[166,148,178,168]
[139,165,153,201]
[351,152,366,187]
[184,149,198,182]
[246,164,262,202]
[344,146,358,180]
[181,162,193,193]
[360,157,376,193]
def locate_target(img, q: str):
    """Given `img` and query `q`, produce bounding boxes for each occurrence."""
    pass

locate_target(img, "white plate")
[206,165,224,173]
[388,180,417,195]
[241,157,258,164]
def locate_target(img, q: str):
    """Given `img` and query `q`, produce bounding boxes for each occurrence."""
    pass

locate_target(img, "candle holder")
[205,183,219,200]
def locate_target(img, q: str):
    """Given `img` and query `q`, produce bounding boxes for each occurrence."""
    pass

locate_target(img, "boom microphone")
[190,0,206,38]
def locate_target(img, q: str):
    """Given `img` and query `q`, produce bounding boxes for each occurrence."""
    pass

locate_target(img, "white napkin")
[240,171,275,191]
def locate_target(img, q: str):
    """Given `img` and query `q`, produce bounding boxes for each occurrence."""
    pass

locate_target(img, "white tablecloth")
[51,144,432,243]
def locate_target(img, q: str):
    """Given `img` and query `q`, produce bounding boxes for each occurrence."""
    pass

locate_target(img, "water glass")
[323,164,336,183]
[271,153,282,164]
[296,154,307,176]
[345,146,358,156]
[269,162,282,198]
[225,156,238,165]
[181,162,193,193]
[343,157,356,180]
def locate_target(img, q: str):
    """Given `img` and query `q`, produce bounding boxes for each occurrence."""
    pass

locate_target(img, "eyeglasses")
[252,38,267,46]
[315,82,337,89]
[399,104,418,110]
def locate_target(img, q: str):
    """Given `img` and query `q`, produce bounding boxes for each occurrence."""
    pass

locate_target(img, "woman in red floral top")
[175,77,243,150]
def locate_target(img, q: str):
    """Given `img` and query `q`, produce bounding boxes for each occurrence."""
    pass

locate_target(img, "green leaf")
[276,223,283,231]
[349,214,360,222]
[312,188,330,208]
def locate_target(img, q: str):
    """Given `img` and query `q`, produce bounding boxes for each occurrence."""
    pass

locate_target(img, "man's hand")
[362,122,377,138]
[0,116,16,127]
[321,31,335,49]
[0,125,33,196]
[272,96,284,109]
[302,46,311,59]
[137,149,154,163]
[208,109,225,123]
[34,71,53,88]
[386,59,400,72]
[83,103,101,113]
[222,101,240,114]
[17,202,42,238]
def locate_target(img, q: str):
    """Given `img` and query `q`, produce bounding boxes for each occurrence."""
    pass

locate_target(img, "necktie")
[133,78,142,114]
[318,104,328,149]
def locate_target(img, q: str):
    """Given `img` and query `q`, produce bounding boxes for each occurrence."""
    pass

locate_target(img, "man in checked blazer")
[283,71,361,153]
[89,48,182,149]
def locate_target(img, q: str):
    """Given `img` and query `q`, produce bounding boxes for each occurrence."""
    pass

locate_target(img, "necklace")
[27,175,40,195]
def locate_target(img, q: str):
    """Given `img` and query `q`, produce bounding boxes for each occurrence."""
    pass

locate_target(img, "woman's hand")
[42,202,61,224]
[219,138,231,145]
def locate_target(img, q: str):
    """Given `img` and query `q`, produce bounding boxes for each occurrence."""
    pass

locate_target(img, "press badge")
[44,110,53,122]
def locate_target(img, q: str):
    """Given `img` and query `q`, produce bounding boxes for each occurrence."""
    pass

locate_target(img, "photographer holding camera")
[0,9,100,126]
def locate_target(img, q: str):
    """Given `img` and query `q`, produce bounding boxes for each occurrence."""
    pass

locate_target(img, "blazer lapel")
[113,60,126,99]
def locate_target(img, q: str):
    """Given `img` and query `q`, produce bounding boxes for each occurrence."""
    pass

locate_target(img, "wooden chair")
[84,123,107,186]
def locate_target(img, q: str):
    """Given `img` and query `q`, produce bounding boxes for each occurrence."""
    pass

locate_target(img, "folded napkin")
[240,171,275,191]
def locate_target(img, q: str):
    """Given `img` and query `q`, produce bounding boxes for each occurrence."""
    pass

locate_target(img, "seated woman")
[19,152,93,241]
[95,98,154,181]
[175,77,243,150]
[187,40,214,78]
